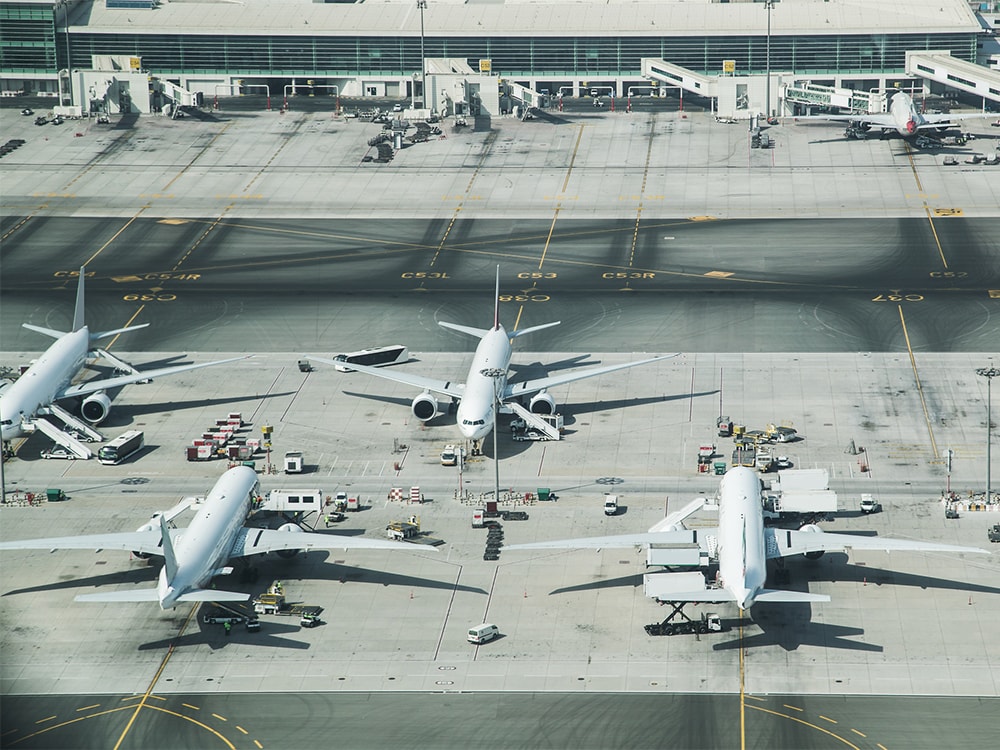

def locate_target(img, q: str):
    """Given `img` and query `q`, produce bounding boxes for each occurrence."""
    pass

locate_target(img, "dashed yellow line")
[897,304,939,458]
[745,705,863,749]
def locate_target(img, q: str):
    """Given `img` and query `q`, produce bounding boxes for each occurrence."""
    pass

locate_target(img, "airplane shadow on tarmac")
[537,551,1000,653]
[138,618,309,652]
[3,564,159,598]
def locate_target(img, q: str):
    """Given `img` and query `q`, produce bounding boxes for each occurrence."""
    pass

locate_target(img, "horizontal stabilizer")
[23,323,68,340]
[438,321,490,339]
[508,321,561,339]
[75,589,161,603]
[91,323,150,342]
[177,589,250,602]
[753,589,831,603]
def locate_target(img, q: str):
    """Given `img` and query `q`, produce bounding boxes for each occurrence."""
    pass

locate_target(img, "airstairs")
[506,401,562,440]
[23,416,94,459]
[40,402,104,442]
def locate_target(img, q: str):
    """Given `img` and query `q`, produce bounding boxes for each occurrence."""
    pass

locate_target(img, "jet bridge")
[641,59,716,99]
[906,51,1000,105]
[504,81,546,117]
[782,82,883,114]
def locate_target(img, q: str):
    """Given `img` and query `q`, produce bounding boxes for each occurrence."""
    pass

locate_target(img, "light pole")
[976,366,999,504]
[417,0,427,108]
[764,0,774,121]
[481,367,504,504]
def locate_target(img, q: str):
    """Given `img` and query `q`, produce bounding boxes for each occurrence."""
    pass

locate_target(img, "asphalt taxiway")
[1,98,999,749]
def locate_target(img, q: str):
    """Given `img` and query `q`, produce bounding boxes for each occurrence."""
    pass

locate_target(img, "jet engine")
[275,522,304,558]
[80,391,112,424]
[131,513,163,559]
[411,392,443,422]
[528,390,556,415]
[798,523,825,559]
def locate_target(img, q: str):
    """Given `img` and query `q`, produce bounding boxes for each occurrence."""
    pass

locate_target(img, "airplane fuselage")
[715,466,767,610]
[456,325,513,440]
[157,465,260,609]
[0,327,90,441]
[888,91,920,136]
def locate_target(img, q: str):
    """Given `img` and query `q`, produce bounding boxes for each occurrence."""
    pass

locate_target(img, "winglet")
[159,515,178,582]
[72,267,86,333]
[493,264,501,331]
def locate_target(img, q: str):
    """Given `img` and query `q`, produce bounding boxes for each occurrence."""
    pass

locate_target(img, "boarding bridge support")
[506,402,561,440]
[782,82,882,114]
[24,417,93,459]
[906,51,1000,105]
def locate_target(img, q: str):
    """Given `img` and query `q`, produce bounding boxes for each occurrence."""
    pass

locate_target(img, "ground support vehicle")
[860,494,882,514]
[603,494,619,516]
[988,524,1000,543]
[645,603,723,636]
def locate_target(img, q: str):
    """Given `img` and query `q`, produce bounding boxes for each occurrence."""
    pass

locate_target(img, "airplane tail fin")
[75,589,161,603]
[753,589,831,603]
[159,515,179,582]
[72,267,86,332]
[493,264,500,330]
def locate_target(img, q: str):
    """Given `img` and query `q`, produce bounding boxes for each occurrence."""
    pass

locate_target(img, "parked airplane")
[0,466,430,609]
[0,268,247,459]
[308,267,673,440]
[506,466,988,611]
[795,90,989,138]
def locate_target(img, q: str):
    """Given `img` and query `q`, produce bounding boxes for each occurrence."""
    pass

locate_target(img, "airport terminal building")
[1,0,996,113]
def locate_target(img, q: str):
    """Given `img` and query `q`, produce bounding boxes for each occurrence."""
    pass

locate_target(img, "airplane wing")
[0,530,169,558]
[915,112,989,129]
[228,527,439,557]
[503,354,676,401]
[505,528,712,551]
[306,355,465,399]
[793,114,896,128]
[766,528,989,559]
[57,355,252,400]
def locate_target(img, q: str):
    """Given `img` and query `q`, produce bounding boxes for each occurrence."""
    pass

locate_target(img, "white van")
[468,623,499,644]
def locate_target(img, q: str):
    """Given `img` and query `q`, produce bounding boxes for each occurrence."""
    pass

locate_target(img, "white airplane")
[0,268,248,458]
[506,466,988,611]
[795,90,989,138]
[0,466,430,610]
[308,267,673,440]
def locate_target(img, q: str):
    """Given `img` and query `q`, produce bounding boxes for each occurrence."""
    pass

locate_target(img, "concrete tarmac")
[1,99,999,749]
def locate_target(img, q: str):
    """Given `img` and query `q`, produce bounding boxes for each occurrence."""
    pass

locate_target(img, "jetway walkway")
[906,51,1000,105]
[506,81,546,117]
[782,83,883,113]
[641,59,717,99]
